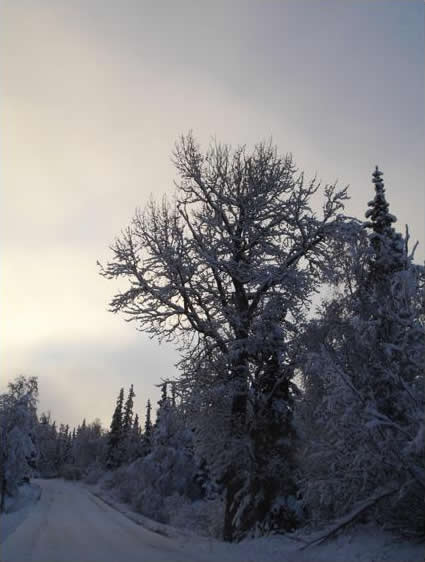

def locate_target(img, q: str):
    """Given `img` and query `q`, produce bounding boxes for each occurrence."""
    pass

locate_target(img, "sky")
[1,0,424,429]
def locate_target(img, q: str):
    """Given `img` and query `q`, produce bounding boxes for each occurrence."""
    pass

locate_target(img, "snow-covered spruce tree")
[122,384,135,435]
[299,167,424,536]
[106,388,124,469]
[0,376,39,511]
[365,166,406,282]
[124,413,143,462]
[154,383,170,444]
[143,399,153,455]
[133,413,140,435]
[121,384,137,463]
[99,134,349,540]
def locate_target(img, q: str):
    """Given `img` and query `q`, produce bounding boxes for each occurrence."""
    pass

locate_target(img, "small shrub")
[84,463,104,485]
[61,464,83,481]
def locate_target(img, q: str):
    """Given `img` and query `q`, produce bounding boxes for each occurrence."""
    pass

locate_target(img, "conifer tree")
[365,166,406,282]
[300,167,424,535]
[124,413,143,462]
[143,399,153,455]
[123,385,135,435]
[106,388,124,468]
[63,425,72,465]
[145,400,152,437]
[171,383,177,408]
[159,383,167,406]
[133,414,140,436]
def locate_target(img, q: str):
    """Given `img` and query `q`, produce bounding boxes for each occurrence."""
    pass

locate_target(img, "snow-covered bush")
[299,268,424,533]
[61,464,83,481]
[104,390,205,524]
[84,462,104,485]
[165,494,225,538]
[110,437,201,523]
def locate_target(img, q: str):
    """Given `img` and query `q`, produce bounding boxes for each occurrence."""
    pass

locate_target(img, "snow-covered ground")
[1,478,423,562]
[1,482,41,544]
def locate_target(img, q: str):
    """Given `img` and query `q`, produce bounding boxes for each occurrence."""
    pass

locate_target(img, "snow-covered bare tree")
[99,133,349,539]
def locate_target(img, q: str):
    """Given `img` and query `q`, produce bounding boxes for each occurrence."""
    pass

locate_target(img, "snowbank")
[0,481,41,543]
[86,480,424,562]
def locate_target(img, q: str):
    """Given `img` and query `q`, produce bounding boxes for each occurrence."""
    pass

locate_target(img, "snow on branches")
[99,134,350,540]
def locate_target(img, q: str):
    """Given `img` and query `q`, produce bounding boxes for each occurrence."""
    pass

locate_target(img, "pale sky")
[1,0,424,429]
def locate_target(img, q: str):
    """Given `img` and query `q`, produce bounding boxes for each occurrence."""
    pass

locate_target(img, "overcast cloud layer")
[1,0,424,428]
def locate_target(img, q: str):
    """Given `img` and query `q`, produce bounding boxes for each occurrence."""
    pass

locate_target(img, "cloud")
[1,335,179,429]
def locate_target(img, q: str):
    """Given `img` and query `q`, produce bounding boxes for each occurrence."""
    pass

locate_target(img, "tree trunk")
[249,354,298,534]
[222,357,249,542]
[0,477,7,513]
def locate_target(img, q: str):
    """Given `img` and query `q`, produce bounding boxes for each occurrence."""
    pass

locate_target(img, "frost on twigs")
[99,133,350,540]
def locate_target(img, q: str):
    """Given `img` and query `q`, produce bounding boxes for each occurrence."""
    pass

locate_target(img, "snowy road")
[3,479,419,562]
[0,479,218,562]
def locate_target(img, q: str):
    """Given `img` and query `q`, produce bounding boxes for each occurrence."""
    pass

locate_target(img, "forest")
[1,136,423,544]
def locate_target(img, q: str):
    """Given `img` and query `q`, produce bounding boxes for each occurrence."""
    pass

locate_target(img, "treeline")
[18,386,151,480]
[1,136,423,542]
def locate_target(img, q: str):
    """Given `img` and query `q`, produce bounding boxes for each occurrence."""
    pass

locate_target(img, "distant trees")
[36,412,59,477]
[36,415,72,476]
[100,133,350,539]
[107,381,204,528]
[105,385,146,468]
[72,418,106,470]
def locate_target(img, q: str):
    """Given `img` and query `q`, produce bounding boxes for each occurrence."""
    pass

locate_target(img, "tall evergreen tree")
[123,385,135,435]
[300,168,424,535]
[143,399,153,455]
[145,400,152,437]
[125,413,143,462]
[171,383,177,408]
[365,166,406,281]
[133,414,140,436]
[106,388,124,468]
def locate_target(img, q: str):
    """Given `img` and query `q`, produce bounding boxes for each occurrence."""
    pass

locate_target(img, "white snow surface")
[0,478,423,562]
[1,482,41,544]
